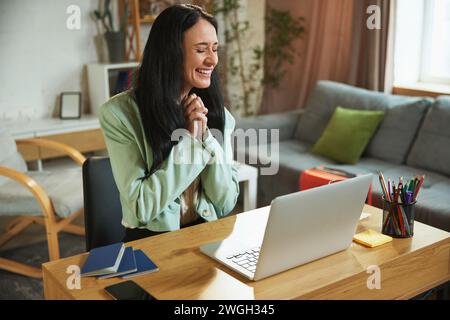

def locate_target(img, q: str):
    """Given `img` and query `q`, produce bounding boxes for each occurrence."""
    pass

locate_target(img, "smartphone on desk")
[104,280,157,300]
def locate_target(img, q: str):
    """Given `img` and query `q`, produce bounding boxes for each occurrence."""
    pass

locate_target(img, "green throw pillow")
[311,106,385,164]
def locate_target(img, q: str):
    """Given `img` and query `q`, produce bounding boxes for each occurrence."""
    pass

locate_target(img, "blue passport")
[97,247,137,279]
[122,249,159,279]
[81,242,125,277]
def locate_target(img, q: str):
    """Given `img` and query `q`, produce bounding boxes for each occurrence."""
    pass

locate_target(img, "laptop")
[200,174,373,281]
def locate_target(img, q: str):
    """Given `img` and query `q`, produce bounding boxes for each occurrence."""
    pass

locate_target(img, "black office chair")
[82,156,125,251]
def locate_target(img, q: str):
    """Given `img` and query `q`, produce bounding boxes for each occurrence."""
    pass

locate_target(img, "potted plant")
[92,0,128,63]
[213,0,305,116]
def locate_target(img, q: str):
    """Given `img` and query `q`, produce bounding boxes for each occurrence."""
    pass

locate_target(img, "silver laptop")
[200,174,373,281]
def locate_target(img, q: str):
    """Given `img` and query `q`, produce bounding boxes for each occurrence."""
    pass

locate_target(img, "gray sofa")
[234,80,450,232]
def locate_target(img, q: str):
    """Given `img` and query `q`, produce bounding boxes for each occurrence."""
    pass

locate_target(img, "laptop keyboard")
[226,247,260,273]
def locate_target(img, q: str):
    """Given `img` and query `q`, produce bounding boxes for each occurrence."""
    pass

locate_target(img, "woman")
[99,4,240,242]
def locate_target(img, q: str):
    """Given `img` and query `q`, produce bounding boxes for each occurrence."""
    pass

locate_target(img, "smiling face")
[182,18,219,98]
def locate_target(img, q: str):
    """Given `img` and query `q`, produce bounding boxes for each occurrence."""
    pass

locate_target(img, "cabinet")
[3,116,106,166]
[87,62,139,115]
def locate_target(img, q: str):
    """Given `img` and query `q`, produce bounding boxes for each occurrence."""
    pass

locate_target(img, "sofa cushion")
[295,81,431,164]
[0,167,83,218]
[412,182,450,232]
[0,127,27,185]
[311,107,385,164]
[364,99,430,163]
[234,109,303,143]
[407,96,450,177]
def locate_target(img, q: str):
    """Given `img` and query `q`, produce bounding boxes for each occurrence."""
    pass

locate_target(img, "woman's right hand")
[181,93,208,140]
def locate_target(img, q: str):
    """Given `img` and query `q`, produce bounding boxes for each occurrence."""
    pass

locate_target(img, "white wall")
[0,0,105,120]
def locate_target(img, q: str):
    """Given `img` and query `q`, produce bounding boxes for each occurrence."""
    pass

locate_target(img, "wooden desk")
[42,205,450,300]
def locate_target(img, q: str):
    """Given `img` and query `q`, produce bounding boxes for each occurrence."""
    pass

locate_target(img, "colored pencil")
[378,171,425,237]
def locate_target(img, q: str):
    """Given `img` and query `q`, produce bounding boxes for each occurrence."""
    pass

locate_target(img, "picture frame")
[60,92,82,119]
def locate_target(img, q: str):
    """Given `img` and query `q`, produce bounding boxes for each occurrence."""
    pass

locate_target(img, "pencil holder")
[382,197,415,238]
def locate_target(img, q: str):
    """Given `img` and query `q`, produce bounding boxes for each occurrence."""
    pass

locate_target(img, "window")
[420,0,450,84]
[394,0,450,87]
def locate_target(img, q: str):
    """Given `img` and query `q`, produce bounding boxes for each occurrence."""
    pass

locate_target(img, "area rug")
[0,233,85,300]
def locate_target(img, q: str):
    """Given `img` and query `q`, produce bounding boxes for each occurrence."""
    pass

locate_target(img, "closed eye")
[195,42,219,54]
[196,48,218,54]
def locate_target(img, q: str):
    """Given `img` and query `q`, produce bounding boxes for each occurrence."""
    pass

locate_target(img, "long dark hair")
[134,4,224,174]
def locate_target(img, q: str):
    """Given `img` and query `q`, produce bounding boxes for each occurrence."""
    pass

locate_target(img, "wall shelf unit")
[119,0,157,62]
[118,0,212,62]
[87,62,139,115]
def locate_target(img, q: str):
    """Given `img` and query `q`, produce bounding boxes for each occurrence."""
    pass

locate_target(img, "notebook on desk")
[122,249,159,279]
[81,242,125,277]
[200,175,373,281]
[97,247,137,279]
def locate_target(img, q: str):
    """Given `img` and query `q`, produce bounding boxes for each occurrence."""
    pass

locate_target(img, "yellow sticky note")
[353,229,393,248]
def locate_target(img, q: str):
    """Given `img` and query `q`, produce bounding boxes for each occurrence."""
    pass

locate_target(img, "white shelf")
[3,115,101,139]
[92,62,140,69]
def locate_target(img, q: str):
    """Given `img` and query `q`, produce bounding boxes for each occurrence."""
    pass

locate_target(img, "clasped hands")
[181,93,208,141]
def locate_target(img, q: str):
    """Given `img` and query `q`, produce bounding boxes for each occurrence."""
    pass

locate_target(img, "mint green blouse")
[98,91,240,232]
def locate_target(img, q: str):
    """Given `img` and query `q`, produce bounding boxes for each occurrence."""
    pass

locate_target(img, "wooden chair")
[0,129,86,278]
